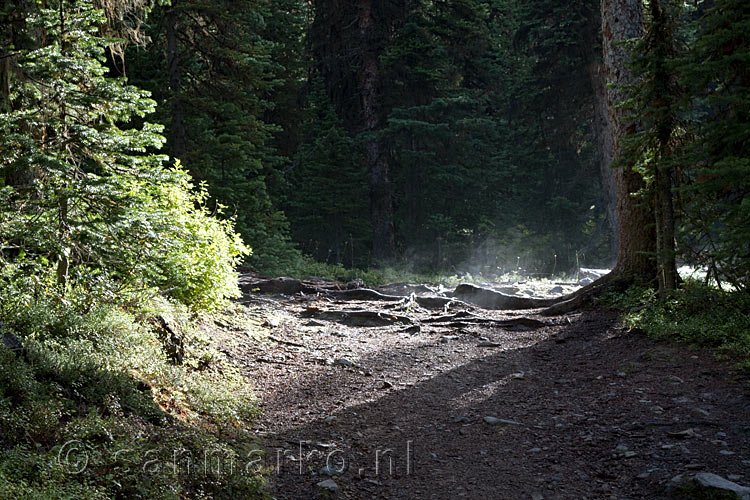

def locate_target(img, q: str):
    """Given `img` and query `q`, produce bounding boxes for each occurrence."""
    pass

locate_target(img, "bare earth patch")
[216,281,749,500]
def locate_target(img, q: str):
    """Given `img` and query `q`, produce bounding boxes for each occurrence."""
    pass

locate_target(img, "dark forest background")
[123,0,613,275]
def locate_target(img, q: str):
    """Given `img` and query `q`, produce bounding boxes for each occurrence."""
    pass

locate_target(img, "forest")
[0,0,748,499]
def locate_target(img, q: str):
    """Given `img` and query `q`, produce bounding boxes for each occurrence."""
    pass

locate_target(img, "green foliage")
[0,0,247,311]
[127,0,302,274]
[675,0,750,290]
[285,79,370,266]
[606,281,750,363]
[298,0,606,272]
[0,283,265,499]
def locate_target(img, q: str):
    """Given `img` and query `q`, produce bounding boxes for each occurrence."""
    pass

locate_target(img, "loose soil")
[217,278,750,500]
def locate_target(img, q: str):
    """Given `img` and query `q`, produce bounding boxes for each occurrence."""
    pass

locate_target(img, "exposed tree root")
[451,284,558,309]
[540,272,633,316]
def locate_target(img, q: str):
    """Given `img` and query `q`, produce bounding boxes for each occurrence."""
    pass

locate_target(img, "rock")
[381,380,393,389]
[531,492,544,500]
[483,416,522,426]
[454,416,471,424]
[693,473,750,500]
[346,279,365,289]
[549,286,564,294]
[578,277,594,285]
[334,358,355,367]
[316,479,340,493]
[319,464,344,476]
[720,450,736,456]
[2,331,23,354]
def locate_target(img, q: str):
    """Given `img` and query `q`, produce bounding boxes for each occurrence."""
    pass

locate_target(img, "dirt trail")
[219,281,750,500]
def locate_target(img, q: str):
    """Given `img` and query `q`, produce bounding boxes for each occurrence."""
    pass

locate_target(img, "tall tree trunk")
[357,0,395,262]
[601,0,656,281]
[588,61,618,264]
[166,5,185,159]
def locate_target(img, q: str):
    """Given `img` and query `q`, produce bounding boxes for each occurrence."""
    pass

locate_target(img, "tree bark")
[166,5,185,159]
[588,61,618,264]
[356,0,395,262]
[601,0,656,281]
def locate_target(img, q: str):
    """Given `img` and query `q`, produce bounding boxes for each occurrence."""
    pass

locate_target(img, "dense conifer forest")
[0,0,747,498]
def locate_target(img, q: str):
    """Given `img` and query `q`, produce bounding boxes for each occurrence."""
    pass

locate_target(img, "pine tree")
[0,0,246,307]
[128,0,301,272]
[678,0,750,289]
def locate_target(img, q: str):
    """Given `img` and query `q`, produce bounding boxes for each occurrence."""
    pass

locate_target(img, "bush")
[606,281,750,363]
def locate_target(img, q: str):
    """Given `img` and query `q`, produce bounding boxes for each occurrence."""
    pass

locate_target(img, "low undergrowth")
[605,280,750,367]
[0,280,268,499]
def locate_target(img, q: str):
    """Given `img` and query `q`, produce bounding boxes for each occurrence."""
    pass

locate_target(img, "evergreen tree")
[285,79,370,266]
[128,0,301,273]
[0,0,246,308]
[678,0,750,289]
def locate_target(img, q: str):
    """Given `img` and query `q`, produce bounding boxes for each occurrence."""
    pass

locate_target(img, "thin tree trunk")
[357,0,395,262]
[601,0,656,281]
[166,5,185,159]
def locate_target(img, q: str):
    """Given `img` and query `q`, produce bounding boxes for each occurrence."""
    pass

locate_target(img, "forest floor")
[215,276,750,500]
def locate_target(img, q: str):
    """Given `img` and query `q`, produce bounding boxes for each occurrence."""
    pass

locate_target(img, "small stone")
[454,416,471,424]
[319,464,343,476]
[720,450,736,456]
[668,375,684,384]
[316,479,339,493]
[334,358,354,367]
[624,451,638,458]
[617,372,627,377]
[615,444,629,453]
[579,277,594,285]
[549,286,564,294]
[555,378,572,384]
[531,492,544,500]
[529,447,542,453]
[381,380,393,389]
[510,372,526,380]
[483,416,522,426]
[686,463,706,470]
[324,416,337,423]
[668,428,697,439]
